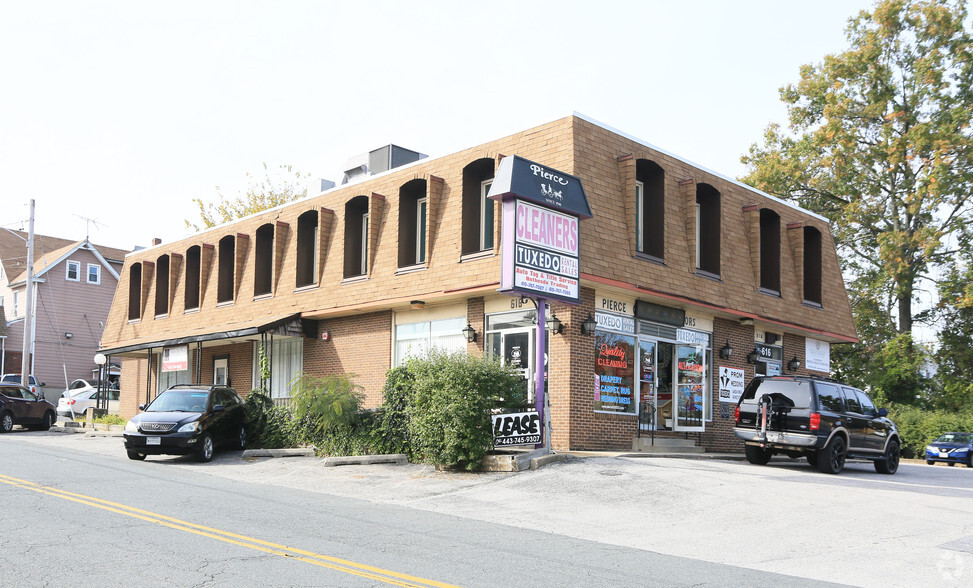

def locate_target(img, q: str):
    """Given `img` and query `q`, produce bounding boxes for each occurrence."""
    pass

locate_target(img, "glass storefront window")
[395,317,466,365]
[593,330,636,414]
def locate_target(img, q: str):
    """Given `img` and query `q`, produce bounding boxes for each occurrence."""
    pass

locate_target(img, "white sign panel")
[805,338,831,373]
[492,411,541,446]
[718,366,746,404]
[162,345,188,372]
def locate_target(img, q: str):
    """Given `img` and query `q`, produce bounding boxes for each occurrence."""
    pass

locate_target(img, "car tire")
[874,439,900,474]
[806,452,818,467]
[197,434,214,463]
[968,455,973,468]
[234,426,246,450]
[0,412,13,433]
[127,449,147,461]
[39,411,53,431]
[948,461,955,467]
[818,435,846,474]
[744,444,773,465]
[927,460,935,465]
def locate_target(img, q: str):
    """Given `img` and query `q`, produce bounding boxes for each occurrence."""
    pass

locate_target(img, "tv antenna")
[75,214,107,241]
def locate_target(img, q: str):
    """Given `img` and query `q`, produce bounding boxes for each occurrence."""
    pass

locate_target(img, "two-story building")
[1,231,129,400]
[98,114,856,452]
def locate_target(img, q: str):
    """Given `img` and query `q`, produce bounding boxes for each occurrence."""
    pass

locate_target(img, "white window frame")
[416,197,427,265]
[480,179,493,251]
[87,263,101,285]
[13,291,20,317]
[635,180,644,252]
[360,212,369,276]
[395,316,466,366]
[66,260,81,282]
[695,203,701,269]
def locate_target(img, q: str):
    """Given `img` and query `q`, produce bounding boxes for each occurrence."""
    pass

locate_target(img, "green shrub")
[243,389,296,449]
[290,373,364,435]
[888,404,973,458]
[374,366,416,459]
[405,349,524,471]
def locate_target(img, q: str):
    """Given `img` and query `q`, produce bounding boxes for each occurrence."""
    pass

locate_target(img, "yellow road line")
[0,473,458,588]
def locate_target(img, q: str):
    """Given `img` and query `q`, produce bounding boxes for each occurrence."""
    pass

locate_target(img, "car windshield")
[145,391,209,413]
[936,433,973,444]
[740,379,812,409]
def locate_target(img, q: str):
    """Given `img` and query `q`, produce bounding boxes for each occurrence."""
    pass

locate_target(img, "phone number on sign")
[494,435,541,446]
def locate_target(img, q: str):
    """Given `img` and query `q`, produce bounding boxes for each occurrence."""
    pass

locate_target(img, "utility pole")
[21,199,35,387]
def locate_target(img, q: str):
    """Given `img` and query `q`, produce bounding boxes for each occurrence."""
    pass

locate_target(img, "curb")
[243,448,316,458]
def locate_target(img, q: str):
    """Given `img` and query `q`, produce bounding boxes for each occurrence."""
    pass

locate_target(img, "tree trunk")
[897,293,912,335]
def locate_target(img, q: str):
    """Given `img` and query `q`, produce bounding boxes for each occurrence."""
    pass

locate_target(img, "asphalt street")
[5,429,973,587]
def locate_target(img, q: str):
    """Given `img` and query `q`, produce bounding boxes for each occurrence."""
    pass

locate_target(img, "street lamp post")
[94,353,107,412]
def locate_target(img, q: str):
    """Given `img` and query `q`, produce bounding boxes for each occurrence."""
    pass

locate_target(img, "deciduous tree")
[185,163,310,231]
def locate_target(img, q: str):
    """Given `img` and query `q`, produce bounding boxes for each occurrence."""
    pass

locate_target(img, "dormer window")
[398,179,428,268]
[635,159,665,260]
[695,184,721,277]
[759,209,781,294]
[461,158,495,255]
[344,196,369,279]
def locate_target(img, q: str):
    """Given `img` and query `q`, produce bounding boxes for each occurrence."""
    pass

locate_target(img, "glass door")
[213,357,228,386]
[674,345,705,431]
[487,329,534,405]
[638,340,656,431]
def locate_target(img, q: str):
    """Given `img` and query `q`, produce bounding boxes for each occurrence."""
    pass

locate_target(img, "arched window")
[217,235,235,303]
[343,196,369,278]
[127,263,142,321]
[636,159,665,260]
[804,226,823,305]
[184,245,201,311]
[695,184,721,277]
[398,178,428,267]
[254,224,274,296]
[759,209,781,294]
[461,158,495,255]
[155,254,170,317]
[296,212,318,288]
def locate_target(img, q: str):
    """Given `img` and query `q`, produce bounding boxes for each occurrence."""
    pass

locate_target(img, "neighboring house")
[0,230,129,401]
[100,114,857,453]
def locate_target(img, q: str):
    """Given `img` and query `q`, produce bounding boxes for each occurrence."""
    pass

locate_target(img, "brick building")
[99,114,856,452]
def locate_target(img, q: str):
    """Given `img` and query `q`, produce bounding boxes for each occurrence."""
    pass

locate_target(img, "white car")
[57,381,118,418]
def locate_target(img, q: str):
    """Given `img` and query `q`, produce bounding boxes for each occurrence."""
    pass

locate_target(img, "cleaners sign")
[490,155,591,305]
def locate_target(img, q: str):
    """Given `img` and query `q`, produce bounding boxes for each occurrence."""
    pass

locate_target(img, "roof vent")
[341,145,426,184]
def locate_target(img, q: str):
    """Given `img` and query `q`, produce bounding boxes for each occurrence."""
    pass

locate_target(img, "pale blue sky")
[1,0,877,252]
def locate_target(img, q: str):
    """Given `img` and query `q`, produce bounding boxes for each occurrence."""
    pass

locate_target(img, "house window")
[343,196,369,279]
[695,183,721,277]
[296,211,318,288]
[254,223,274,296]
[804,226,823,305]
[397,179,427,268]
[461,158,495,255]
[155,254,170,317]
[13,292,20,317]
[759,209,781,294]
[66,260,80,281]
[157,350,192,392]
[636,159,665,260]
[395,317,467,365]
[87,263,101,284]
[127,263,142,321]
[184,245,201,311]
[256,338,303,399]
[217,235,235,304]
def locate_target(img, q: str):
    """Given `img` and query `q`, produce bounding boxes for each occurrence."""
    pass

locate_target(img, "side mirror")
[878,408,888,417]
[212,404,225,413]
[138,403,147,411]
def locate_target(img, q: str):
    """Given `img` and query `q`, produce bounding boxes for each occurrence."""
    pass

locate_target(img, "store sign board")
[492,410,541,446]
[718,366,746,404]
[593,330,636,414]
[162,345,188,372]
[806,338,831,372]
[595,311,636,334]
[488,155,592,218]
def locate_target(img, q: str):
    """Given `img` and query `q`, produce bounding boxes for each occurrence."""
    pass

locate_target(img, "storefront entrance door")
[674,345,705,431]
[502,329,534,404]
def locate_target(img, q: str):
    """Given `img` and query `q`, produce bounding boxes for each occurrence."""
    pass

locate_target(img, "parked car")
[734,375,900,475]
[925,432,973,467]
[123,385,246,462]
[1,374,45,398]
[57,385,120,418]
[0,383,57,432]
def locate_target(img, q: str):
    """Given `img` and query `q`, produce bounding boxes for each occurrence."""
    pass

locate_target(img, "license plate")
[767,432,780,443]
[146,436,161,446]
[940,452,949,458]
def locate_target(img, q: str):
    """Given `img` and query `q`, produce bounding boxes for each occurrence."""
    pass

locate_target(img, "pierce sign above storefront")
[490,155,591,305]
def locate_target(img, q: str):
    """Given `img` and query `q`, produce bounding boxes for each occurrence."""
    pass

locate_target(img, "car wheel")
[234,426,246,450]
[806,452,818,467]
[874,439,900,474]
[0,412,13,433]
[744,444,773,465]
[968,455,973,468]
[39,412,53,431]
[818,435,846,474]
[927,460,935,465]
[197,434,214,463]
[126,449,147,461]
[948,461,955,467]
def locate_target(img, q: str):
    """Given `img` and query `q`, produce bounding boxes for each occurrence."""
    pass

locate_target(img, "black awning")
[99,313,306,356]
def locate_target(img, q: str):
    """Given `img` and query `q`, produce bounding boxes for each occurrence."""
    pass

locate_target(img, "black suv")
[123,385,246,462]
[733,376,900,475]
[0,384,57,432]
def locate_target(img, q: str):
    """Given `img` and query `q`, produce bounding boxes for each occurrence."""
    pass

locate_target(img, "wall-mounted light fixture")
[410,300,425,310]
[462,323,477,343]
[64,332,73,340]
[719,340,733,359]
[546,313,563,335]
[787,356,802,371]
[740,318,754,326]
[747,348,759,364]
[580,313,596,336]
